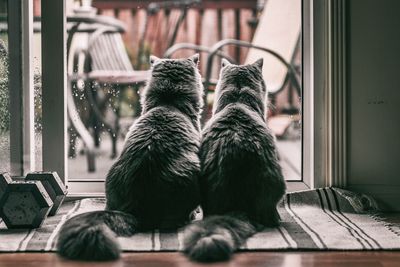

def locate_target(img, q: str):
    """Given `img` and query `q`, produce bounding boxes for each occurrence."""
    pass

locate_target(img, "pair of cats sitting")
[57,54,286,262]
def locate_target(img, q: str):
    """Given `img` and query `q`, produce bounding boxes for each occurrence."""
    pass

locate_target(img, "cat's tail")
[57,210,138,261]
[182,214,257,262]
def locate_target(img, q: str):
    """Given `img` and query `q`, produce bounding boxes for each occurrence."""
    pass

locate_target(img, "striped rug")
[0,187,399,252]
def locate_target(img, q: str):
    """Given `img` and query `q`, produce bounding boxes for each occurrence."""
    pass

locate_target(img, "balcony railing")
[91,0,260,71]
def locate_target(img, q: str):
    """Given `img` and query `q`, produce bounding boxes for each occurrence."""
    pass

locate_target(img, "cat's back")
[201,103,278,175]
[123,105,200,164]
[106,105,201,213]
[203,103,268,145]
[139,105,199,142]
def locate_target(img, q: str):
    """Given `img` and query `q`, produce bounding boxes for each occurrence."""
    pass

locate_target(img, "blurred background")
[0,0,301,182]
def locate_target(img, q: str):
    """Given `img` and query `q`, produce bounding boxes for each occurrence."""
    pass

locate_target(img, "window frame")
[8,0,35,176]
[9,0,348,197]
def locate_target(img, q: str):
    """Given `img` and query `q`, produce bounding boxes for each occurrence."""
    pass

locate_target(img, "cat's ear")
[252,58,264,70]
[150,55,160,66]
[188,53,199,65]
[221,58,231,68]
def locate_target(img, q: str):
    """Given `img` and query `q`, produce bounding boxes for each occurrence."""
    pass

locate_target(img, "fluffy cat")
[183,58,286,262]
[57,54,204,261]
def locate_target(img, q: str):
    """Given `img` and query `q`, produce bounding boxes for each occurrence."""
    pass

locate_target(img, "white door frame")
[8,0,34,176]
[41,0,68,183]
[303,0,347,190]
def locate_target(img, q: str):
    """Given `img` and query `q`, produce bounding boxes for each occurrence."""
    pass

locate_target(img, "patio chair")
[67,8,150,172]
[163,43,238,87]
[0,11,150,172]
[245,0,301,114]
[163,1,301,126]
[163,39,301,126]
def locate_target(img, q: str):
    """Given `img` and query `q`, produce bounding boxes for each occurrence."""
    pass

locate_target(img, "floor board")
[0,251,400,267]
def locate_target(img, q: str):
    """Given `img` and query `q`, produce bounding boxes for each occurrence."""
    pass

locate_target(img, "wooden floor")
[0,251,400,267]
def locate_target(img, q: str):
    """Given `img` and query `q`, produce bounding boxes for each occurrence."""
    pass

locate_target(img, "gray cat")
[183,59,286,262]
[57,54,204,261]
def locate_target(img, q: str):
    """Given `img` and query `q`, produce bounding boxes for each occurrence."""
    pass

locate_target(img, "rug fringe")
[331,187,380,213]
[369,213,400,237]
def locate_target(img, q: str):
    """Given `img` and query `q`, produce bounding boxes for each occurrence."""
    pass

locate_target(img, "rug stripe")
[13,230,32,251]
[279,199,318,248]
[286,194,327,249]
[47,200,82,250]
[278,226,297,248]
[17,229,34,251]
[160,230,179,250]
[119,232,153,251]
[245,227,289,249]
[177,230,184,251]
[319,189,369,248]
[242,234,249,249]
[153,230,161,251]
[316,189,368,249]
[0,229,29,251]
[322,188,373,248]
[17,230,35,251]
[24,216,65,251]
[23,200,82,251]
[328,188,382,249]
[151,230,155,251]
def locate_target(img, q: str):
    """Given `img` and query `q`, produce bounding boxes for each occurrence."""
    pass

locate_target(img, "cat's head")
[149,54,201,82]
[141,54,204,122]
[213,58,266,117]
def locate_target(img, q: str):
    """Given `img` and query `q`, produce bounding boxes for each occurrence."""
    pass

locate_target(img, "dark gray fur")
[183,59,286,262]
[57,54,204,261]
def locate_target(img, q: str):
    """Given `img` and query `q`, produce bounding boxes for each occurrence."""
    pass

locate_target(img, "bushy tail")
[182,214,257,262]
[57,210,138,261]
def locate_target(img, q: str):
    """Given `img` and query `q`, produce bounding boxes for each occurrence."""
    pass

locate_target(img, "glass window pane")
[66,0,302,187]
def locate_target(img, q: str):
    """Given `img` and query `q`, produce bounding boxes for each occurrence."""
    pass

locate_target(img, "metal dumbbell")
[0,173,53,229]
[25,172,68,215]
[0,172,12,199]
[0,172,67,229]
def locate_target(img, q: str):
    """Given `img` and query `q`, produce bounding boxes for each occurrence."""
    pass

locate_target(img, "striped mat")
[0,187,399,252]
